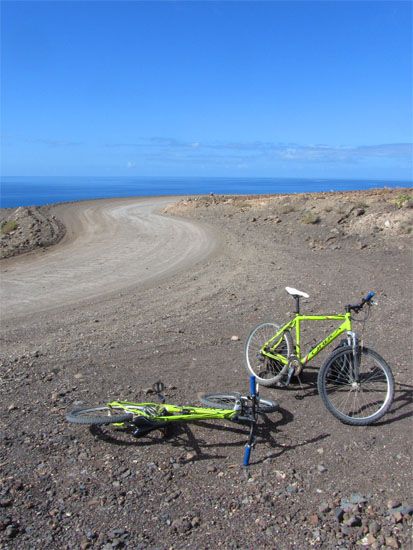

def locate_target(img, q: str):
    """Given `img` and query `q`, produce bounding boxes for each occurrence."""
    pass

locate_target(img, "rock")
[231,335,240,341]
[191,516,201,528]
[344,515,362,527]
[368,520,380,535]
[308,514,319,526]
[171,517,192,533]
[319,502,331,514]
[317,464,327,473]
[359,533,377,546]
[165,490,181,503]
[349,493,367,505]
[5,524,19,538]
[385,536,399,549]
[391,511,403,523]
[185,451,197,462]
[335,507,345,523]
[387,499,402,509]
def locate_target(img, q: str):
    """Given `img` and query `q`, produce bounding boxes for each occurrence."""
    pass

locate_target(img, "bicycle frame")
[107,401,239,424]
[262,312,353,365]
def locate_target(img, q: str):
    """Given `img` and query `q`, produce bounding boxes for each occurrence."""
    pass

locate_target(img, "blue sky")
[1,0,412,179]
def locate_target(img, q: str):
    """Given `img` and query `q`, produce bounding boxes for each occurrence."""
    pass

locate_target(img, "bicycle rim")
[245,322,292,386]
[319,347,394,425]
[199,393,278,414]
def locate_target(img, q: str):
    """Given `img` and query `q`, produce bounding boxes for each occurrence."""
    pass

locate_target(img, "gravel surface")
[0,188,412,549]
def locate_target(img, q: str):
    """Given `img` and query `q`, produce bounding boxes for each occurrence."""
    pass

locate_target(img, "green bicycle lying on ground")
[245,288,394,426]
[66,376,277,466]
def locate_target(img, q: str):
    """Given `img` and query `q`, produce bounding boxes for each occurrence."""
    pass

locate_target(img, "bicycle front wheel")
[317,346,394,425]
[66,406,133,425]
[199,392,278,414]
[245,322,293,386]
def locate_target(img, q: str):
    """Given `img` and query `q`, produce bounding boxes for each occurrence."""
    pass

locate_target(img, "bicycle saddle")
[285,287,309,298]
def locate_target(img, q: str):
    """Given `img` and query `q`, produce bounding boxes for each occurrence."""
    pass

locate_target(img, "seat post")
[295,296,300,314]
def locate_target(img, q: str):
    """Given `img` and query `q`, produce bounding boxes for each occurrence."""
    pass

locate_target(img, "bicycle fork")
[348,331,361,383]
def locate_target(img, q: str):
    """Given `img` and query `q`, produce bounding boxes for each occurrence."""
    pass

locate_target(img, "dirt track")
[0,198,217,318]
[0,189,412,549]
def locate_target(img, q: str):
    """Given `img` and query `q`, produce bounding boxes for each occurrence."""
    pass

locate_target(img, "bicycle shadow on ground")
[89,405,330,466]
[373,381,413,426]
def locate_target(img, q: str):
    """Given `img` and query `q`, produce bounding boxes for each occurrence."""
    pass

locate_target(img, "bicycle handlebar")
[345,291,376,313]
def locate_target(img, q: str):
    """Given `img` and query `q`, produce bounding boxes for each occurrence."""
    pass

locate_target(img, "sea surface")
[0,176,411,208]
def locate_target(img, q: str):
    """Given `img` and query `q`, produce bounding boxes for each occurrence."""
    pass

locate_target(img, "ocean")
[0,176,411,209]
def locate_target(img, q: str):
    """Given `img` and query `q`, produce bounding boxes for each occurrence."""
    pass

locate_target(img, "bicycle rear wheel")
[317,346,394,425]
[199,392,278,414]
[66,406,133,425]
[245,322,293,386]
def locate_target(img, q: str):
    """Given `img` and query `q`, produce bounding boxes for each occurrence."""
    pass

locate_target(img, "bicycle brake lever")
[153,381,166,403]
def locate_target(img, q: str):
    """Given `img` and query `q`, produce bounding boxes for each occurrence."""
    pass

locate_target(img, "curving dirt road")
[0,197,217,318]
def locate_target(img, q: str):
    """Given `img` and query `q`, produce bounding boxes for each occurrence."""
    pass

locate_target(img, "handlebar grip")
[249,375,257,397]
[364,291,375,302]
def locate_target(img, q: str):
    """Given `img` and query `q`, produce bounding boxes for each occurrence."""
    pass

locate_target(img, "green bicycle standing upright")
[245,287,394,425]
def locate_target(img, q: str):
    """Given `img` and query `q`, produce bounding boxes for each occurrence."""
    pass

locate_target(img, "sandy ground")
[0,188,412,549]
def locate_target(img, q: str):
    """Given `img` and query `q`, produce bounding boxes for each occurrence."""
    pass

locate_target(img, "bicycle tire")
[199,392,278,414]
[66,406,133,425]
[317,346,394,426]
[245,322,293,386]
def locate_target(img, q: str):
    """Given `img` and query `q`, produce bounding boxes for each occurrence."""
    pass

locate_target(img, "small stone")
[344,515,362,527]
[335,507,345,523]
[385,536,399,549]
[308,514,319,526]
[207,464,217,473]
[349,493,367,505]
[368,520,380,535]
[317,464,327,473]
[340,525,351,536]
[5,524,19,538]
[185,451,197,462]
[191,516,200,528]
[165,490,181,503]
[318,502,331,514]
[231,335,240,341]
[171,517,191,533]
[391,511,403,523]
[359,533,376,546]
[143,387,154,395]
[387,499,402,510]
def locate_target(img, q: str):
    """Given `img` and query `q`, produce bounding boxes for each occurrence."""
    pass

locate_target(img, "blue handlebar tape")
[249,375,256,397]
[243,445,251,467]
[365,291,375,301]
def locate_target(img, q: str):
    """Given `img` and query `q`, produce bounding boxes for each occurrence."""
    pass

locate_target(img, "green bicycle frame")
[106,401,238,424]
[262,312,353,365]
